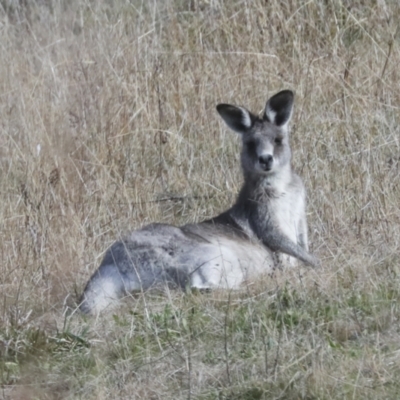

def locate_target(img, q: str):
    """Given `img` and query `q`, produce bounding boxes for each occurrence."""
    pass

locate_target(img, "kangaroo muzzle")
[258,154,273,171]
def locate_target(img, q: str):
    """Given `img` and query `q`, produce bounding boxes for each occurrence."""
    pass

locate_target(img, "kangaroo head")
[217,90,294,177]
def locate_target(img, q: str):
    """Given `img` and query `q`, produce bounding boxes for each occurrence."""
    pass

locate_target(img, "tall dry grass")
[1,0,400,399]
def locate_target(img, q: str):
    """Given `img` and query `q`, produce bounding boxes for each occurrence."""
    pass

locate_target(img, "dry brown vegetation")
[1,0,400,399]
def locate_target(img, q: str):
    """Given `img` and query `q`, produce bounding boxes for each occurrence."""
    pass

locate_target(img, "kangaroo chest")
[269,191,303,243]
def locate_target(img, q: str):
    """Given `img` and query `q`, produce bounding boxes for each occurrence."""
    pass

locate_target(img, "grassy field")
[1,0,400,398]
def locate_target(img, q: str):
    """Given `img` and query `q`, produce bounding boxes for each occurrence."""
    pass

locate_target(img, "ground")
[1,1,400,399]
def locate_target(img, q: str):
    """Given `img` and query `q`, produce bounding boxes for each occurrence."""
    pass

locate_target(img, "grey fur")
[80,90,318,314]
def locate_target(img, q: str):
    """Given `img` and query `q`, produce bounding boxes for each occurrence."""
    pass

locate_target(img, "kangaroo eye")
[275,137,283,144]
[246,141,256,152]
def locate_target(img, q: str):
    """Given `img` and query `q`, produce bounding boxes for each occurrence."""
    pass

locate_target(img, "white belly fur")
[187,236,275,289]
[270,192,304,267]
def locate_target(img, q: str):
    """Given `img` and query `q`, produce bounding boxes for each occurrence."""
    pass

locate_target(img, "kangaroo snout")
[259,154,273,171]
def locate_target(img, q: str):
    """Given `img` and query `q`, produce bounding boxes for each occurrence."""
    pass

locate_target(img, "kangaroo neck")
[237,164,292,204]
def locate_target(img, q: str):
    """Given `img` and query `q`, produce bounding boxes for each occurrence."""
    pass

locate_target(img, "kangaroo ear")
[264,90,294,128]
[216,104,256,134]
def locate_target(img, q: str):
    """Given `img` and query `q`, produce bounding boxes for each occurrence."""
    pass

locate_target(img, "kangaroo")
[80,90,318,314]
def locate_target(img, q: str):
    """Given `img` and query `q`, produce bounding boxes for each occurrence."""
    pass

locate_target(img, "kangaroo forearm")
[263,232,318,268]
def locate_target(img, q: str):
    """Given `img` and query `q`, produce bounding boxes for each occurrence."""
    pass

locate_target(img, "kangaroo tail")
[79,265,126,315]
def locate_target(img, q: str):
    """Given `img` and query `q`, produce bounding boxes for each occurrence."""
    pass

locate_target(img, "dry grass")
[1,0,400,398]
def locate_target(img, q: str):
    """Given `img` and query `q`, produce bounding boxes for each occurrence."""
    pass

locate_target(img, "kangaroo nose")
[259,154,273,170]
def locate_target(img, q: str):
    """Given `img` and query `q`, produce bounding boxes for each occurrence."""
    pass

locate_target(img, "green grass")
[2,276,400,398]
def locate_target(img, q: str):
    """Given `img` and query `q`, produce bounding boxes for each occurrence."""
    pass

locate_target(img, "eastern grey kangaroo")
[80,90,318,314]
